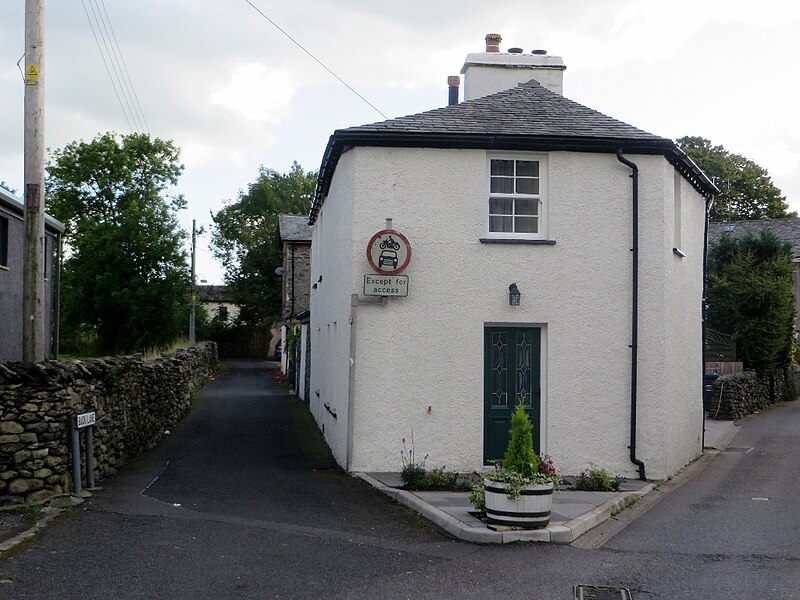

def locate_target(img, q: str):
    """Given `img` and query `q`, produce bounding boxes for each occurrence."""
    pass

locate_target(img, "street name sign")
[76,412,96,428]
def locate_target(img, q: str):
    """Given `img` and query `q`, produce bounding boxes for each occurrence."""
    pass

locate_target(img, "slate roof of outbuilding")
[309,80,717,223]
[708,218,800,258]
[278,214,313,242]
[197,285,231,303]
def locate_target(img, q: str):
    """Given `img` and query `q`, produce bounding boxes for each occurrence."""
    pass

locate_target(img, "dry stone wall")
[0,342,217,505]
[707,368,795,420]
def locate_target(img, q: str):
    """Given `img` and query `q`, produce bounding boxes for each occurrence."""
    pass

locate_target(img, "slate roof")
[708,218,800,258]
[309,80,717,224]
[347,80,663,141]
[278,214,313,242]
[197,285,231,303]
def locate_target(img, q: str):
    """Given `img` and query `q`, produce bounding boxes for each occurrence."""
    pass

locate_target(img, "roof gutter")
[617,148,646,481]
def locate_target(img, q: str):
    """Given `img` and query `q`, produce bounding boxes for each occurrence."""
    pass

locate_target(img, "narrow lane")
[604,400,800,558]
[141,360,435,536]
[0,360,466,599]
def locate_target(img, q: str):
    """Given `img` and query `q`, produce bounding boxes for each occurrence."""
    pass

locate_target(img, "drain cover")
[574,585,633,599]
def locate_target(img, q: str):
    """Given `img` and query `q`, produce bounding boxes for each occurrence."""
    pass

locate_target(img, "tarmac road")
[0,361,467,599]
[1,360,799,599]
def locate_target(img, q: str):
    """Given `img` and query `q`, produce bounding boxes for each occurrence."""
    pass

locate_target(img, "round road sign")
[366,229,412,275]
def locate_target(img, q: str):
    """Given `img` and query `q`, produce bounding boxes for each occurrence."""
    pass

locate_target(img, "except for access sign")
[364,274,408,297]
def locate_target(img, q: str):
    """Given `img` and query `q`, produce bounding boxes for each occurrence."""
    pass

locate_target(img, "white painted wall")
[299,323,308,401]
[312,145,706,480]
[461,51,565,99]
[309,150,357,468]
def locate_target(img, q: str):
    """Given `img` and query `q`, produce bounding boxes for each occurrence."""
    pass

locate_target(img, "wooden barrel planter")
[484,479,554,529]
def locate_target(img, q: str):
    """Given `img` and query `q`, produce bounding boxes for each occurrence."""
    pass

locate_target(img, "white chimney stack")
[461,33,566,100]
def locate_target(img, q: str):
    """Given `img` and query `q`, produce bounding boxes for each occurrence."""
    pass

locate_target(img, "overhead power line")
[81,0,149,134]
[242,0,387,119]
[96,0,150,132]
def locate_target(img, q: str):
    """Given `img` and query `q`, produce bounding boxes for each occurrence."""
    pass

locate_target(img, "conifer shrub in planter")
[472,401,561,529]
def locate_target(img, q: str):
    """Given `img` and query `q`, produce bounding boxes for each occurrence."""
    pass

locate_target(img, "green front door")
[483,326,541,464]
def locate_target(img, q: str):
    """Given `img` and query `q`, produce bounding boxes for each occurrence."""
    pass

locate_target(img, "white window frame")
[485,153,548,240]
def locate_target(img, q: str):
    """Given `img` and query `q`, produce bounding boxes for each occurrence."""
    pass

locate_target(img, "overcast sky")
[2,1,798,283]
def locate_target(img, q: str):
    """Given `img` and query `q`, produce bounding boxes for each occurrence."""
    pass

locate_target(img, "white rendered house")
[308,35,717,480]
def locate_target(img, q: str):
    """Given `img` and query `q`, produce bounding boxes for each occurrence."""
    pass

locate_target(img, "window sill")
[480,238,556,245]
[0,265,9,271]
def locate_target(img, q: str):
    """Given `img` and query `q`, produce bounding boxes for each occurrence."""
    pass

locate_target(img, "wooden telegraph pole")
[22,0,46,362]
[189,219,196,344]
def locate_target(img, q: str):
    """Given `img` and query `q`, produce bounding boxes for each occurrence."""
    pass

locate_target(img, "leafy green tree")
[707,230,795,371]
[211,162,315,324]
[677,136,793,222]
[46,132,189,354]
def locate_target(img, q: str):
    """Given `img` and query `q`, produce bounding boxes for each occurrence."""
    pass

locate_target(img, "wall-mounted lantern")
[508,283,520,306]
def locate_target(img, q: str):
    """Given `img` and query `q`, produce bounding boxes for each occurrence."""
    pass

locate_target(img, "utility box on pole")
[23,0,46,363]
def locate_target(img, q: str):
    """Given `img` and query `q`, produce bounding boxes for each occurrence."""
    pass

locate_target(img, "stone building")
[278,214,313,319]
[196,284,240,324]
[277,214,313,399]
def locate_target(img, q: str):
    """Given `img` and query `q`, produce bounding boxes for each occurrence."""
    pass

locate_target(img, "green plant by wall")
[400,434,428,489]
[286,323,302,356]
[574,467,623,492]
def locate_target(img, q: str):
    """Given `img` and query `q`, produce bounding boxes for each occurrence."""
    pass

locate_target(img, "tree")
[211,163,316,324]
[46,132,189,354]
[677,136,793,222]
[707,230,795,371]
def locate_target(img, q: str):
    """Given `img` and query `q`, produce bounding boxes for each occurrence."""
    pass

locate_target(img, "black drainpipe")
[701,195,714,448]
[617,149,646,480]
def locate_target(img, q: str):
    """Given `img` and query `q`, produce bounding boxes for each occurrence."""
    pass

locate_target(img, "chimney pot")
[508,47,523,54]
[447,75,460,105]
[485,33,502,53]
[531,49,547,55]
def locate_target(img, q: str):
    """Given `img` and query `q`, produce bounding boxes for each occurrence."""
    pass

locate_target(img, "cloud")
[210,63,295,123]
